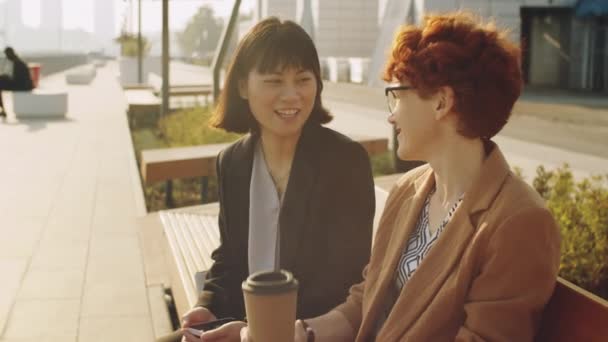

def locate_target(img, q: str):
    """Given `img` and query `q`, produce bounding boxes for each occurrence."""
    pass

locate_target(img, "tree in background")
[177,6,224,63]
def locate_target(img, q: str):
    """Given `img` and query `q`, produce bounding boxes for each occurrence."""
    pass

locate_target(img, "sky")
[13,0,254,34]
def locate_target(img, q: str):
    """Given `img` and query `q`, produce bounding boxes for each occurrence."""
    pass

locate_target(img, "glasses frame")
[385,85,415,114]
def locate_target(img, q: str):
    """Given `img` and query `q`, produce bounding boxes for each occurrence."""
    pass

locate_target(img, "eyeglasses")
[385,85,415,114]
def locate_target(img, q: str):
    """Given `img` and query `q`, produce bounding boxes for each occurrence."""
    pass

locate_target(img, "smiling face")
[239,66,317,139]
[387,81,443,161]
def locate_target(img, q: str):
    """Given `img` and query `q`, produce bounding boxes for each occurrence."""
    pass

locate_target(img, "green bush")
[528,165,608,299]
[158,106,241,147]
[371,151,395,177]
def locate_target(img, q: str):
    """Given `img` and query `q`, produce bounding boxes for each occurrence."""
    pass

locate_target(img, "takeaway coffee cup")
[242,269,299,342]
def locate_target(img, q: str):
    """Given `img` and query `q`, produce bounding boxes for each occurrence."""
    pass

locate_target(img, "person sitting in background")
[244,11,562,342]
[0,47,34,118]
[157,17,375,342]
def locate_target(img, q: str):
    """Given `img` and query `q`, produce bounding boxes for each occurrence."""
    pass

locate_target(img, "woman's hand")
[237,320,308,342]
[187,320,247,342]
[180,306,217,342]
[181,306,217,328]
[294,320,310,342]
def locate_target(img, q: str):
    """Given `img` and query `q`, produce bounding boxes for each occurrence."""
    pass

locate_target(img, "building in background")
[369,0,524,86]
[40,0,63,51]
[522,0,608,92]
[4,0,23,47]
[40,0,63,31]
[253,0,378,59]
[255,0,297,21]
[94,0,117,54]
[369,0,607,92]
[0,1,6,46]
[313,0,379,58]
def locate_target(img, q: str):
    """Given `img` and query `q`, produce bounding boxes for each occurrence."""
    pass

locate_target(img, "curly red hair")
[384,12,522,139]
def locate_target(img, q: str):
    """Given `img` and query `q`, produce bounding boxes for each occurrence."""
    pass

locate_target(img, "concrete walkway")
[0,63,156,341]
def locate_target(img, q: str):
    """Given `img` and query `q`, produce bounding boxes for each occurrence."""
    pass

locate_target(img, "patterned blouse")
[395,187,464,290]
[374,187,464,336]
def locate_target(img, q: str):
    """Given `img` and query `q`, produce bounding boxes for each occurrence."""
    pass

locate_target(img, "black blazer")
[196,123,375,320]
[11,58,34,90]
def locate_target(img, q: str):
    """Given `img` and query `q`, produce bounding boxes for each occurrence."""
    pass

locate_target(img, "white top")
[248,141,282,274]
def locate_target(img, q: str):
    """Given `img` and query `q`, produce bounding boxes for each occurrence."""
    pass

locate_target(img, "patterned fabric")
[395,188,464,290]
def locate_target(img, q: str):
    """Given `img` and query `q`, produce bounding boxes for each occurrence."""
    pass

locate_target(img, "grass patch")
[131,105,241,212]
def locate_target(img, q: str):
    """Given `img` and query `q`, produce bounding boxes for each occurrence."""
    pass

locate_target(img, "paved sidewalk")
[323,81,608,160]
[323,98,607,181]
[0,63,156,341]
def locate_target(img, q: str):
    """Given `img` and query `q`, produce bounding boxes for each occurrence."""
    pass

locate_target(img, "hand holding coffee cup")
[242,269,299,342]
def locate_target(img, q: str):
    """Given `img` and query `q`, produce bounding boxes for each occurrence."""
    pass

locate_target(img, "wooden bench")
[160,210,221,317]
[125,89,161,127]
[158,185,608,339]
[142,143,227,206]
[536,277,608,341]
[159,185,388,318]
[148,72,212,106]
[140,135,389,207]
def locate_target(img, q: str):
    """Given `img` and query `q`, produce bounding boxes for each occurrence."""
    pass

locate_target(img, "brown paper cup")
[242,270,299,342]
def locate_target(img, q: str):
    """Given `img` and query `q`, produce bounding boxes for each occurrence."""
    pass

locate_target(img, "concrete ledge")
[12,89,68,118]
[65,65,96,85]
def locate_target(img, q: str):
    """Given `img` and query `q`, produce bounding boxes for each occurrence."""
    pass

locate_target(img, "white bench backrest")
[373,186,389,241]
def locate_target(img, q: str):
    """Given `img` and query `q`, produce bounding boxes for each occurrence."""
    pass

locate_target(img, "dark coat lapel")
[358,167,434,336]
[228,133,256,257]
[278,124,320,272]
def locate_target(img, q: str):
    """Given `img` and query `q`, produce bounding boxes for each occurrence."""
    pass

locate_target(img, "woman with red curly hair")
[256,12,561,342]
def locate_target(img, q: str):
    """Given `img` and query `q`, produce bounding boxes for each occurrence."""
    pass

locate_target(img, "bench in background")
[124,89,161,127]
[65,65,96,85]
[140,135,389,207]
[148,72,212,106]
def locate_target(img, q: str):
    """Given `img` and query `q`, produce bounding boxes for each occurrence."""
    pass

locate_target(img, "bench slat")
[159,87,212,97]
[141,143,226,184]
[173,214,206,273]
[160,211,221,310]
[163,213,200,288]
[199,215,221,269]
[160,212,199,306]
[185,214,218,270]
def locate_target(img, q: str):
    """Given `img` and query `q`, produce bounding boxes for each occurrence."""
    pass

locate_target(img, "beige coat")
[335,144,561,341]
